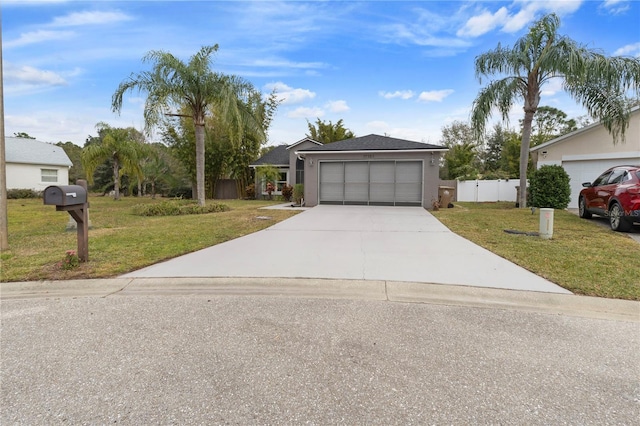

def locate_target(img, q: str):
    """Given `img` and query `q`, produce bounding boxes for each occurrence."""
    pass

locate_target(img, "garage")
[319,160,423,206]
[295,134,447,209]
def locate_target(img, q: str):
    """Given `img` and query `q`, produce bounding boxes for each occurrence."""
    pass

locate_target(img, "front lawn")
[431,202,639,300]
[1,196,298,282]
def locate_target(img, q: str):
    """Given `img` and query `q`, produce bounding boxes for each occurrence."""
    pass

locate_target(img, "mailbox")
[43,185,87,207]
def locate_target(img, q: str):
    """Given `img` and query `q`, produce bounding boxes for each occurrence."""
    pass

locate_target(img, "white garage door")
[562,159,638,208]
[319,161,423,206]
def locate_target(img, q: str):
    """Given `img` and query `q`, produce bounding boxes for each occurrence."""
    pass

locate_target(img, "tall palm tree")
[111,45,265,206]
[472,13,640,208]
[81,122,147,200]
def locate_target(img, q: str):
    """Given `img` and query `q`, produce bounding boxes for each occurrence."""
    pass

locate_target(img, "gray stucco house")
[252,134,447,208]
[249,137,322,197]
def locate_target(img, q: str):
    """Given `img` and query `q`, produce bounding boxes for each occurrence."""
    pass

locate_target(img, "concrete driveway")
[124,206,569,294]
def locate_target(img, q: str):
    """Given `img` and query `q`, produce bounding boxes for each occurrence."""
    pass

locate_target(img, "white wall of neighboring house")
[531,107,640,208]
[6,163,70,191]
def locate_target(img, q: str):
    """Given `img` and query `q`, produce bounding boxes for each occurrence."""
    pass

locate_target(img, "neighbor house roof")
[249,144,289,167]
[295,134,447,153]
[530,105,640,153]
[5,137,72,167]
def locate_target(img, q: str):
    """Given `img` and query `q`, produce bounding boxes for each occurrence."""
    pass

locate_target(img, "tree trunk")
[519,109,535,208]
[113,158,120,200]
[195,123,206,206]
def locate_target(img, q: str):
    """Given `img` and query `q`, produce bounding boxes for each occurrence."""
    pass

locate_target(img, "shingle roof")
[250,144,289,166]
[5,137,72,167]
[296,134,446,152]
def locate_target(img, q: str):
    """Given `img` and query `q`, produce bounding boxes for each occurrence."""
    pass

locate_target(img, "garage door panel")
[344,163,369,203]
[319,162,344,202]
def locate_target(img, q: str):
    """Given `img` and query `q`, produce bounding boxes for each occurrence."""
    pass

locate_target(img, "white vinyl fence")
[455,179,524,202]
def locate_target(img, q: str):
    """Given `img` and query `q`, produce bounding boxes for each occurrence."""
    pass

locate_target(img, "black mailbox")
[43,185,87,206]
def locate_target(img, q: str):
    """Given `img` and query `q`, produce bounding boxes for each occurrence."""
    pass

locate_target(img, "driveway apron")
[123,205,570,294]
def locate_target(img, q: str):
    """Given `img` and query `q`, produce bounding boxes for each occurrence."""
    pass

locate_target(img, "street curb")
[1,278,638,322]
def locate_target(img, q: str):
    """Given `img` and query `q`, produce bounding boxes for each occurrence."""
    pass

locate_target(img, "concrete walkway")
[124,205,570,294]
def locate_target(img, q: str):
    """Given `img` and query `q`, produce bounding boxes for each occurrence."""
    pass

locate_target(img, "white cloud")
[601,0,630,15]
[250,58,327,70]
[540,77,565,96]
[457,7,509,37]
[51,10,133,27]
[417,90,454,103]
[614,42,640,57]
[4,30,75,48]
[379,90,415,100]
[264,82,316,105]
[326,100,350,113]
[366,121,390,131]
[287,107,325,119]
[4,64,67,87]
[458,1,583,37]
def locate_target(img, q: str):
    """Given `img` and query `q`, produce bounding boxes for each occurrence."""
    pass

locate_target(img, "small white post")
[539,208,554,239]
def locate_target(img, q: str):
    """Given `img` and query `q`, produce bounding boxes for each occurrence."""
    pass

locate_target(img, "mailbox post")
[43,179,89,262]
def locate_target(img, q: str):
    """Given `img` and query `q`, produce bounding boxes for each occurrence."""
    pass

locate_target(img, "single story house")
[530,106,640,208]
[249,137,322,197]
[294,134,447,208]
[5,137,72,191]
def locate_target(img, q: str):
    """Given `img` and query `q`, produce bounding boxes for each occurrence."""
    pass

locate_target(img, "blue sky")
[3,0,639,147]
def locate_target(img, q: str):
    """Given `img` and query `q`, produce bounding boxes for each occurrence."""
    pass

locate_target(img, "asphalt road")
[2,290,638,424]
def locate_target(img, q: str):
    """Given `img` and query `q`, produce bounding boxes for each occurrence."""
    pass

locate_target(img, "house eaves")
[295,149,448,156]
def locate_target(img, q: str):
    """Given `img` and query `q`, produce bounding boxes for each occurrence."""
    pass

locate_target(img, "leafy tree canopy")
[306,118,355,143]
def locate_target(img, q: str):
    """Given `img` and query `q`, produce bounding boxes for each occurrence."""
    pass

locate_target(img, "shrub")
[245,184,255,199]
[528,165,571,209]
[132,200,229,216]
[281,184,293,201]
[7,188,41,199]
[293,184,304,205]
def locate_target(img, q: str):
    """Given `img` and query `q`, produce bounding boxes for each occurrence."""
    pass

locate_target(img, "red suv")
[579,165,640,232]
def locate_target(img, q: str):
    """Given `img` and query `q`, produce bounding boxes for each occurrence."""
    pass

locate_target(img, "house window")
[41,169,58,183]
[296,158,304,185]
[261,171,288,194]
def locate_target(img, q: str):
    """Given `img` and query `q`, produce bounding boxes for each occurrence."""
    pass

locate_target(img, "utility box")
[43,185,87,207]
[539,208,554,239]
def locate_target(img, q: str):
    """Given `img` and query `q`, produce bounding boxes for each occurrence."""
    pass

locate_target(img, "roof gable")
[296,134,446,152]
[287,137,322,150]
[5,137,73,167]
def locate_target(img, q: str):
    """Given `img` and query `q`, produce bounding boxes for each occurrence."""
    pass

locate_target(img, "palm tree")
[471,13,640,208]
[111,45,265,206]
[81,123,147,200]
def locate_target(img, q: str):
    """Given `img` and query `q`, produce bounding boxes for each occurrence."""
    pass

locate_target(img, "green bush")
[7,189,41,199]
[528,165,571,209]
[132,200,229,216]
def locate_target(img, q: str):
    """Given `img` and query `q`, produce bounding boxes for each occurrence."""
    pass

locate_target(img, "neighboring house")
[530,106,640,208]
[250,137,322,197]
[295,134,447,208]
[5,137,73,191]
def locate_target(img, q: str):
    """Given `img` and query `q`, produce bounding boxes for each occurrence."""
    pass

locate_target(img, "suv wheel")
[578,197,592,219]
[609,202,631,232]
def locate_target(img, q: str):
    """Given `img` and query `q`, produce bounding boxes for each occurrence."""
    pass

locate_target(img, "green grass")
[1,196,298,282]
[431,202,640,300]
[3,198,638,300]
